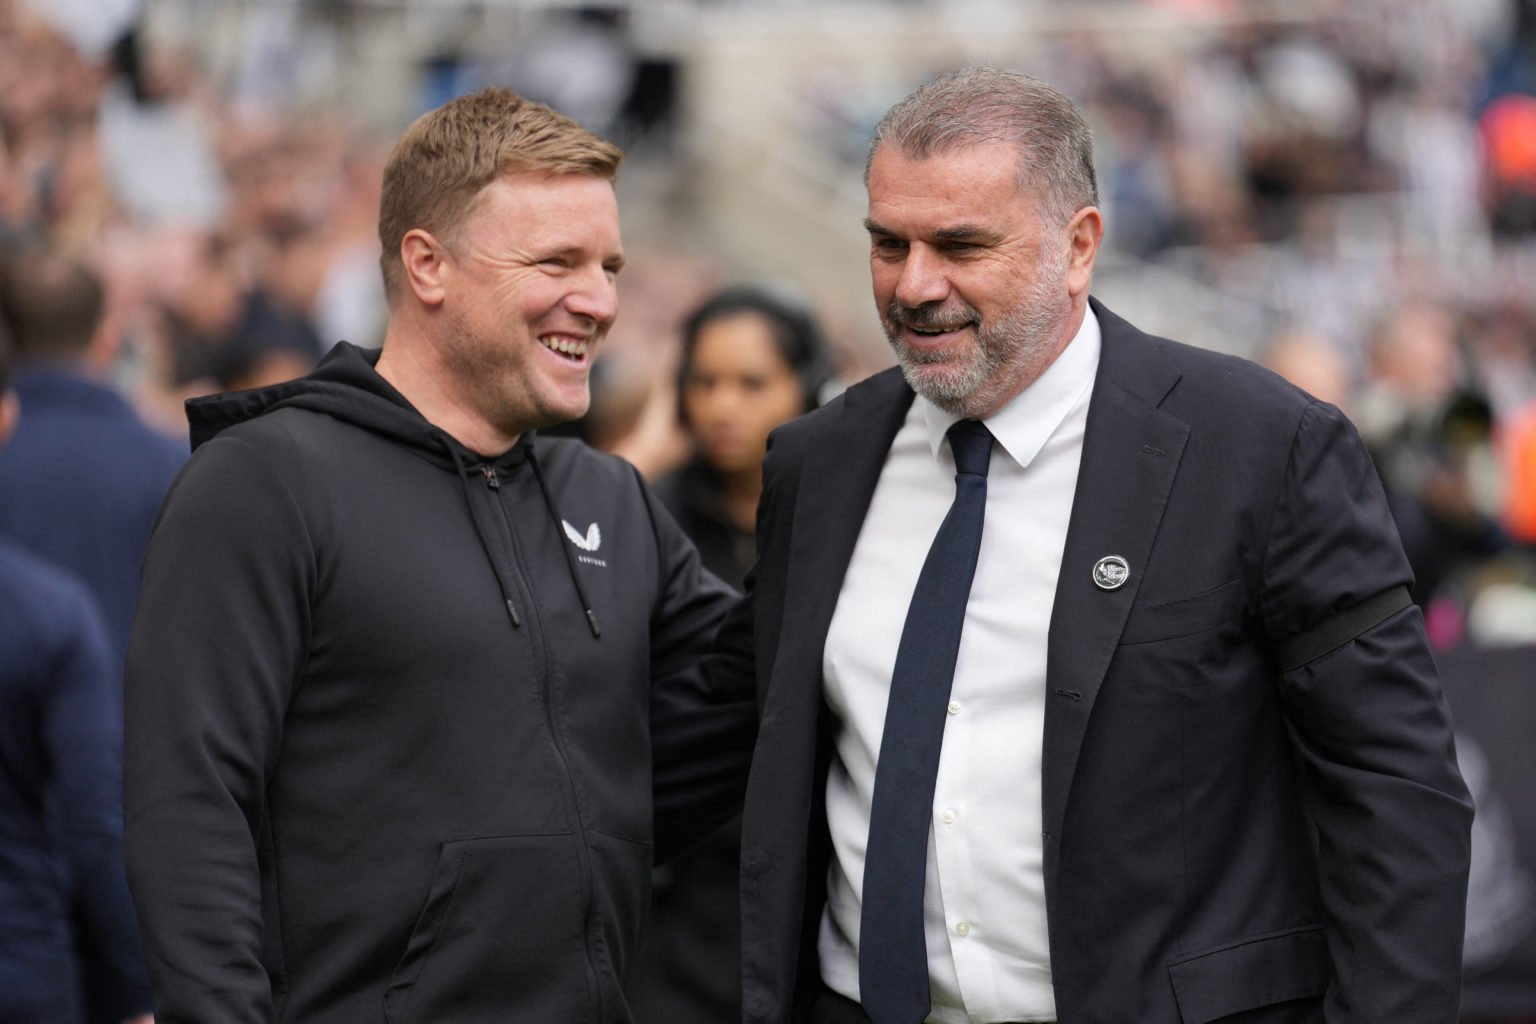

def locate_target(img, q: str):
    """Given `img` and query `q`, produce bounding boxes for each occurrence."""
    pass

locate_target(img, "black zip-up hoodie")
[125,343,746,1023]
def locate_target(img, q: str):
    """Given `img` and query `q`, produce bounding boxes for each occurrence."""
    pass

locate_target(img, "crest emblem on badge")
[1092,555,1130,591]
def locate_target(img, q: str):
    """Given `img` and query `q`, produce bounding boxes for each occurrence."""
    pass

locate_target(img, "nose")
[565,266,619,326]
[893,244,950,309]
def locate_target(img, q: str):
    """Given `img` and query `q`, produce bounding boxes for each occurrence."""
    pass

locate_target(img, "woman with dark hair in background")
[626,283,834,1021]
[654,283,833,589]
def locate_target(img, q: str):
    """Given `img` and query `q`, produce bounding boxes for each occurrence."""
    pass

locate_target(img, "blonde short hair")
[377,87,622,301]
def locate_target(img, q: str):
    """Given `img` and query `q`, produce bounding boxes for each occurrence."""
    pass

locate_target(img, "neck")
[376,322,518,457]
[717,465,762,531]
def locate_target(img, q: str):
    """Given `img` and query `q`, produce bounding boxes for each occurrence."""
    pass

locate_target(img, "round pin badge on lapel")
[1092,555,1130,591]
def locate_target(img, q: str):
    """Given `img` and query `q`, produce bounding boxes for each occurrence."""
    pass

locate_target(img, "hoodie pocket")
[384,834,591,1024]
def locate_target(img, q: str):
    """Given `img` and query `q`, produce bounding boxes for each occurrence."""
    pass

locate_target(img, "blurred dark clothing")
[652,458,756,590]
[626,457,751,1024]
[0,363,179,1024]
[169,289,322,389]
[0,538,151,1023]
[0,365,185,664]
[1360,393,1507,605]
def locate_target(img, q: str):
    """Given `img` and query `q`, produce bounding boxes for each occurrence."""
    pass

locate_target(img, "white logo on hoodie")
[562,520,602,553]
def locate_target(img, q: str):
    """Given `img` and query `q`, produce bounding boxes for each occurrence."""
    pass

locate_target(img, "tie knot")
[946,419,993,478]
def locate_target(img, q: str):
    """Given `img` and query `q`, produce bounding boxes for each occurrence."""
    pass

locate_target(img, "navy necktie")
[859,418,994,1024]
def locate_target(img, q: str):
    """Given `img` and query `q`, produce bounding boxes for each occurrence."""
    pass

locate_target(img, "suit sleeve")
[43,581,153,1018]
[638,468,758,864]
[125,434,314,1024]
[1262,400,1474,1023]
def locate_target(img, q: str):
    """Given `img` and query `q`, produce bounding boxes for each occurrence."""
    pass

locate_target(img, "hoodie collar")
[185,341,534,471]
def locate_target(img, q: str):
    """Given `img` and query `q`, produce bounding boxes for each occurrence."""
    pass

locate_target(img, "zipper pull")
[481,465,500,489]
[504,598,522,628]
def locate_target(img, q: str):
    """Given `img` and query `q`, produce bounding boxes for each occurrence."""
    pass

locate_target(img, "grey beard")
[885,293,1066,418]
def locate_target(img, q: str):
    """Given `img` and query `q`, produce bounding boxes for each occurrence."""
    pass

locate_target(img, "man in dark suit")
[725,68,1473,1024]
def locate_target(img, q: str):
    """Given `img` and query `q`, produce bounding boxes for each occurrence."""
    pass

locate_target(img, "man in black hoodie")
[125,87,750,1024]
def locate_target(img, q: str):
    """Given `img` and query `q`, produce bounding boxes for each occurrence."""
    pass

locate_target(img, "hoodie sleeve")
[125,432,315,1024]
[638,469,758,864]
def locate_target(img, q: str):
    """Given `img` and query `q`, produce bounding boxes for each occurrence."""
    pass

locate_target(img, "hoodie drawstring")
[529,449,602,639]
[437,431,600,640]
[439,434,522,630]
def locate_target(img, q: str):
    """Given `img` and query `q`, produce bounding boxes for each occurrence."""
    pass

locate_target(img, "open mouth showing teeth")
[540,336,590,362]
[907,324,971,336]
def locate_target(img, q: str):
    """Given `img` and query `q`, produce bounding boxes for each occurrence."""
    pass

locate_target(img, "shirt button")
[941,810,956,825]
[947,700,961,715]
[954,921,971,937]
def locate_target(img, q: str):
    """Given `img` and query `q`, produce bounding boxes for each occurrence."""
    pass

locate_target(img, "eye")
[871,237,908,258]
[940,240,979,254]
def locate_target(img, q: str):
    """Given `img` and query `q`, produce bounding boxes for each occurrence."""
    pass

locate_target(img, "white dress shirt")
[818,310,1101,1023]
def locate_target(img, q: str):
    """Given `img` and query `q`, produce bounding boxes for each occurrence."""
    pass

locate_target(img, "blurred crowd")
[3,0,1534,634]
[1114,1,1536,649]
[2,0,1536,1019]
[0,0,387,435]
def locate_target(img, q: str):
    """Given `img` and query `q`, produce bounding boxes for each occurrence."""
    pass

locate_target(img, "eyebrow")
[862,218,999,245]
[933,224,1001,244]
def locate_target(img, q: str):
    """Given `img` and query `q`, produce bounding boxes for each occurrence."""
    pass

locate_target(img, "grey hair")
[865,66,1098,227]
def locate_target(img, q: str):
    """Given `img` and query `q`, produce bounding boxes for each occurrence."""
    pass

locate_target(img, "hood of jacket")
[184,341,530,471]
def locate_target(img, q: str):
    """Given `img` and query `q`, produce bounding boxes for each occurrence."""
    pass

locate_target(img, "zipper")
[480,466,522,627]
[481,465,603,1014]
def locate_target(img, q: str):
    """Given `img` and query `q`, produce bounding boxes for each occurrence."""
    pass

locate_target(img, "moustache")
[885,300,980,333]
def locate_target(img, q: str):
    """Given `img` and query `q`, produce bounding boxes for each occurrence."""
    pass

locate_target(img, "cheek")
[494,275,561,326]
[751,381,807,435]
[682,389,712,426]
[870,263,899,306]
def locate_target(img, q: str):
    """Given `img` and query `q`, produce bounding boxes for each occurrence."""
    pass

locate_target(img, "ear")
[87,309,123,373]
[0,391,19,448]
[400,229,451,308]
[1064,206,1104,299]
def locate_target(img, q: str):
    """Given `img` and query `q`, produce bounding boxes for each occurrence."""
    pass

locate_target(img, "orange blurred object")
[1502,402,1536,542]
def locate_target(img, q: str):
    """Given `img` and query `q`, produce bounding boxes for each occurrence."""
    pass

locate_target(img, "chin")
[901,361,981,407]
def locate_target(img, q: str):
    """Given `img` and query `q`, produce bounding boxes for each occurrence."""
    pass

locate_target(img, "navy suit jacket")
[0,366,185,665]
[725,300,1473,1024]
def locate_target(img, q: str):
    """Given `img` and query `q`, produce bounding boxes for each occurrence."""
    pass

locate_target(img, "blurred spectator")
[652,283,834,587]
[1262,324,1355,412]
[568,245,721,478]
[1356,301,1507,608]
[148,228,322,394]
[0,329,151,1024]
[625,283,834,1023]
[0,246,184,664]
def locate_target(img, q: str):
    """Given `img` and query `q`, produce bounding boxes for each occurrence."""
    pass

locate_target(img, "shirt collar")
[922,305,1101,470]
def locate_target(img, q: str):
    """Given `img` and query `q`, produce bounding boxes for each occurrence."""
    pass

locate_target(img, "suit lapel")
[774,369,913,703]
[1041,302,1189,868]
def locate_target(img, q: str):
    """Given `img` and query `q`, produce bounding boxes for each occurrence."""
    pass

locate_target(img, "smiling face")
[866,140,1099,420]
[436,171,624,441]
